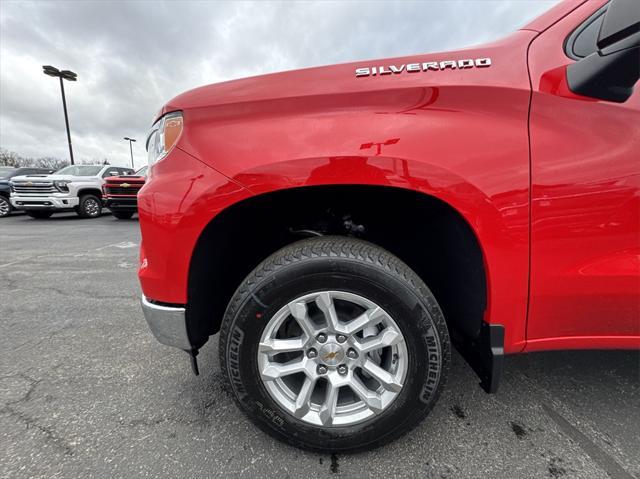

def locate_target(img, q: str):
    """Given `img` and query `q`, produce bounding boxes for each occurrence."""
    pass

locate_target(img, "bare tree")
[0,149,117,169]
[0,149,20,167]
[0,149,70,169]
[33,157,69,170]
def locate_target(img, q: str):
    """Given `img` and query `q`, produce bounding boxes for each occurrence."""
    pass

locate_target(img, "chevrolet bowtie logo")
[323,352,339,361]
[25,181,33,186]
[120,183,130,188]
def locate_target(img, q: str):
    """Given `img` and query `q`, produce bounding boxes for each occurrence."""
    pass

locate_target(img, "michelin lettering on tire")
[420,325,443,404]
[228,325,247,401]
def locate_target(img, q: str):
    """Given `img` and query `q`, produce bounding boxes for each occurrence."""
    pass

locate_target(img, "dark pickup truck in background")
[0,167,55,217]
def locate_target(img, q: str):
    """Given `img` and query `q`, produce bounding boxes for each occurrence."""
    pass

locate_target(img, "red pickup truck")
[103,166,147,219]
[138,0,639,451]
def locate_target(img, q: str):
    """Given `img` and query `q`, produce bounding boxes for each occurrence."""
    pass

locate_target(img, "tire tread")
[219,236,450,452]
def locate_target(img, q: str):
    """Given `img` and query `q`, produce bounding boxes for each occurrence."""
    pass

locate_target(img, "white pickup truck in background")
[10,164,134,219]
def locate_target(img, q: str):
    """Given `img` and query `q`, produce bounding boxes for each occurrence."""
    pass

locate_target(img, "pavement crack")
[14,375,40,405]
[9,323,74,353]
[127,417,167,427]
[17,285,135,301]
[542,404,634,479]
[122,413,210,429]
[0,405,73,456]
[0,373,41,406]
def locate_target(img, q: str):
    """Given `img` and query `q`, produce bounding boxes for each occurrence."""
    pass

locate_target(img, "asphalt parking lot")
[1,212,639,478]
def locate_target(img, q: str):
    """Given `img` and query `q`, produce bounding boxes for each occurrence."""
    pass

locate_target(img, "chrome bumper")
[141,295,191,350]
[11,195,80,209]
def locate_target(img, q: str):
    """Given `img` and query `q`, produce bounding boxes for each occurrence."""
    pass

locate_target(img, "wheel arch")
[186,184,490,354]
[76,187,103,198]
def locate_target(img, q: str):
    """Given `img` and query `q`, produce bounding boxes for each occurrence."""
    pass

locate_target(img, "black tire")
[112,211,134,220]
[26,210,53,219]
[219,236,450,452]
[76,194,102,218]
[0,195,11,217]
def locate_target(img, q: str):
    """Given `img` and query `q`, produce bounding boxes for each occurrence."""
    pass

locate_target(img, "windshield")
[0,167,16,179]
[54,165,103,176]
[135,166,148,176]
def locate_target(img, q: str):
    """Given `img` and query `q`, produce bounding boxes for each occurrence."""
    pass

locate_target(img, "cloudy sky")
[0,0,558,169]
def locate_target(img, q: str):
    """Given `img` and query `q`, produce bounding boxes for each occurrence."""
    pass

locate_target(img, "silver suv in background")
[10,164,134,219]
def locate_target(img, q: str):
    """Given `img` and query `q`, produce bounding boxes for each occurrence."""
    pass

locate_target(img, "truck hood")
[10,174,97,182]
[105,175,146,182]
[160,32,534,116]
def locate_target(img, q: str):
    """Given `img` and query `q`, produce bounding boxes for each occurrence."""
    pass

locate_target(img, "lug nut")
[317,365,328,375]
[317,333,327,343]
[336,334,347,343]
[337,365,348,375]
[307,348,318,359]
[347,349,358,359]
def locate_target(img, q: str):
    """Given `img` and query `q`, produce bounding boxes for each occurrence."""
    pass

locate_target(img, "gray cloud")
[0,0,558,168]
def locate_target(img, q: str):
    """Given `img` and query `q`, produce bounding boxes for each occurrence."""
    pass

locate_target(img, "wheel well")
[77,188,102,198]
[187,185,487,349]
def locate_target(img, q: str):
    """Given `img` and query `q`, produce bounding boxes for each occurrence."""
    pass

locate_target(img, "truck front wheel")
[77,194,102,218]
[0,196,11,217]
[219,236,450,451]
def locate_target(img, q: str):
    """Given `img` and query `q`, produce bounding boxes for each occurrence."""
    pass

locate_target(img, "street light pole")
[123,137,136,168]
[43,66,77,165]
[58,76,74,165]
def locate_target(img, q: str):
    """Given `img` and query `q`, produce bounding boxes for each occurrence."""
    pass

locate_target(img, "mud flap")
[186,349,200,376]
[452,322,504,394]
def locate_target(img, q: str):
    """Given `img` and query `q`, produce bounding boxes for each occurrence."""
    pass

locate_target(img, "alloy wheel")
[85,198,100,217]
[0,197,10,217]
[257,290,408,427]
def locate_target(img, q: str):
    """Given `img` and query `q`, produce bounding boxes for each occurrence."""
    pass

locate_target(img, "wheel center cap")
[319,343,345,366]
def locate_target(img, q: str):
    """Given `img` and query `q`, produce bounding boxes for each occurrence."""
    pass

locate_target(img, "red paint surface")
[138,0,639,353]
[526,0,640,349]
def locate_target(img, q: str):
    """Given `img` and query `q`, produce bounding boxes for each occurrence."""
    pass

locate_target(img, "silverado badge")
[355,57,491,77]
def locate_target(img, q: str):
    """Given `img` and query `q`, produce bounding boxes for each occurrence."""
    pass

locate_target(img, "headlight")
[54,180,71,192]
[146,111,183,166]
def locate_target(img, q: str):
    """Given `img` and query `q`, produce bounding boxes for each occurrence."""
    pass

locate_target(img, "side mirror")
[567,0,639,103]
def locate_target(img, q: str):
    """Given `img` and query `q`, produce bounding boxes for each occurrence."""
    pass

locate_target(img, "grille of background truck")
[105,185,142,195]
[12,182,56,195]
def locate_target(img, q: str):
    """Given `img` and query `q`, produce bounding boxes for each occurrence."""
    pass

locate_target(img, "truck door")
[526,0,640,348]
